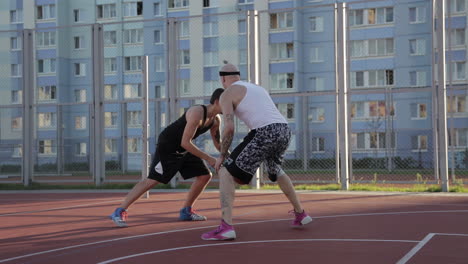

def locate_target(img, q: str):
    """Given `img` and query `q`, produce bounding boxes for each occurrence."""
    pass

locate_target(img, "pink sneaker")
[290,209,312,227]
[201,220,236,241]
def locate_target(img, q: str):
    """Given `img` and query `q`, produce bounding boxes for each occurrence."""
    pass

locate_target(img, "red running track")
[1,190,468,264]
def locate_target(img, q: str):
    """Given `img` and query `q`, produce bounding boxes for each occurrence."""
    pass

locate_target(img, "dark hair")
[210,88,224,104]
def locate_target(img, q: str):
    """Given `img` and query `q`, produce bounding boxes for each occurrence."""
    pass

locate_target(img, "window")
[74,36,83,49]
[409,39,426,55]
[448,95,468,114]
[309,107,325,122]
[104,85,118,100]
[409,7,426,23]
[351,38,394,58]
[180,49,190,65]
[168,0,190,8]
[105,112,118,127]
[73,9,81,22]
[410,71,427,87]
[411,135,428,151]
[287,134,296,152]
[38,140,56,155]
[203,0,218,7]
[270,73,294,90]
[310,77,324,91]
[179,79,190,94]
[123,2,143,17]
[155,84,166,98]
[12,145,22,157]
[11,90,22,104]
[105,58,117,74]
[38,113,56,129]
[270,43,294,60]
[449,128,468,147]
[97,4,116,19]
[452,61,466,80]
[449,28,466,46]
[104,31,117,46]
[351,70,394,88]
[124,84,142,98]
[38,59,56,74]
[204,52,218,66]
[411,103,427,119]
[38,85,57,101]
[124,29,143,44]
[204,22,218,36]
[351,101,388,119]
[155,56,164,72]
[10,10,23,23]
[154,30,162,43]
[239,0,254,3]
[352,132,394,150]
[74,63,86,76]
[37,4,55,20]
[36,32,56,48]
[310,47,324,62]
[75,116,87,129]
[154,3,161,15]
[270,12,294,29]
[239,49,247,64]
[128,138,142,153]
[349,7,393,26]
[105,138,117,153]
[74,89,86,102]
[12,117,22,131]
[11,64,21,77]
[178,21,189,38]
[449,0,466,13]
[309,17,323,32]
[127,111,142,127]
[75,143,87,156]
[312,137,325,152]
[10,37,20,50]
[124,56,142,71]
[276,103,295,120]
[238,19,246,34]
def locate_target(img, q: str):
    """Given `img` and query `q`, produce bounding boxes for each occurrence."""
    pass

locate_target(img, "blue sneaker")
[179,206,207,221]
[109,207,128,227]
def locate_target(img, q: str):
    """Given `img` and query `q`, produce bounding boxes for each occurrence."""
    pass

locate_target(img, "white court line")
[98,238,420,264]
[1,209,468,263]
[397,233,468,264]
[396,233,436,264]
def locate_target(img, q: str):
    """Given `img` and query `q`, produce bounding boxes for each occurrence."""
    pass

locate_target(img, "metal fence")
[0,0,467,190]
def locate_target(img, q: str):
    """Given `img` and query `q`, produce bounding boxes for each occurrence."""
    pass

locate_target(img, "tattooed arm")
[214,90,236,172]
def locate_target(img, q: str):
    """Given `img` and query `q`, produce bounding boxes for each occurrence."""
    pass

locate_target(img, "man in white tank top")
[201,64,312,241]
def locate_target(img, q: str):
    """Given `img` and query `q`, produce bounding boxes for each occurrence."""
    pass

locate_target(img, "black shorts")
[147,143,210,184]
[223,123,291,185]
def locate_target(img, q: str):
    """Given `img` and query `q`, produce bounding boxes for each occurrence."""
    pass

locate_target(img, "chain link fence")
[0,0,466,189]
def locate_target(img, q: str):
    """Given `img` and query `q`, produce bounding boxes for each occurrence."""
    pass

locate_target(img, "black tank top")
[158,105,213,152]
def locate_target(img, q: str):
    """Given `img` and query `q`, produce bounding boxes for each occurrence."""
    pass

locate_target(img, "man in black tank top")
[109,89,224,227]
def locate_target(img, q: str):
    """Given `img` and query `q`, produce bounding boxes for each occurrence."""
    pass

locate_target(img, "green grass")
[0,182,467,193]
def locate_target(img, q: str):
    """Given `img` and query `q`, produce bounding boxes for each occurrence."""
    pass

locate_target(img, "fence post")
[92,23,105,186]
[435,0,449,192]
[167,18,179,188]
[142,56,150,198]
[22,29,34,186]
[335,3,350,190]
[247,9,261,189]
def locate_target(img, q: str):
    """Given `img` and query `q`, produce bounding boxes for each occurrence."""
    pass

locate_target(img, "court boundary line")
[397,233,468,264]
[1,209,468,263]
[97,238,420,264]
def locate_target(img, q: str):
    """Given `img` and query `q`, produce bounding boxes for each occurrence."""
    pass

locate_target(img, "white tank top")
[233,81,287,129]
